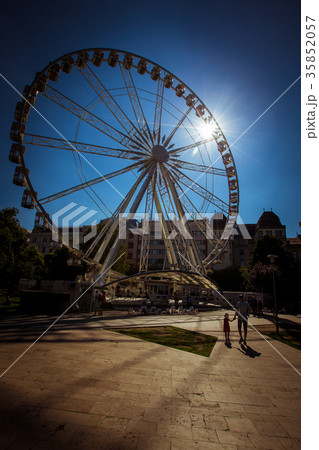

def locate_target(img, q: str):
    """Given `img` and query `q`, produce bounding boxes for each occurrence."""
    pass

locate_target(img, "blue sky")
[0,0,300,236]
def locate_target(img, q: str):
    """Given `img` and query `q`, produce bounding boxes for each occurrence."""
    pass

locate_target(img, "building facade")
[28,210,300,269]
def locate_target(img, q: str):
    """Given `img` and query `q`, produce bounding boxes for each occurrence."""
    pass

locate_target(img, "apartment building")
[28,210,299,270]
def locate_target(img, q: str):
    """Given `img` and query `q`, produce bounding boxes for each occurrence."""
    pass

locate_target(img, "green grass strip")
[109,326,218,357]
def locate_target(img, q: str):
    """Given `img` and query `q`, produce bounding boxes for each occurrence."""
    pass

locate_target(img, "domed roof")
[256,211,283,228]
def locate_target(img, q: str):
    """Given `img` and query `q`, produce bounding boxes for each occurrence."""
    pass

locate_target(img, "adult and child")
[223,293,251,345]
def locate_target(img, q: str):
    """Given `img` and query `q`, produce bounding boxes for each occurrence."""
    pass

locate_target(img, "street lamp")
[267,254,279,334]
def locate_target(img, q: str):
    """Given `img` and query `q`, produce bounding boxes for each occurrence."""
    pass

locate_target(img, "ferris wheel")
[9,48,239,278]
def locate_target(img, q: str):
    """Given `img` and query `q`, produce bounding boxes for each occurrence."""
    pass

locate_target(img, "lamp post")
[267,254,279,335]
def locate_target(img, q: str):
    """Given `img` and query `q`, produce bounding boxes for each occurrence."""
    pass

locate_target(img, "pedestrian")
[223,312,234,345]
[140,300,148,315]
[74,301,79,314]
[99,291,106,315]
[252,296,257,317]
[174,291,179,309]
[257,299,263,316]
[94,290,101,316]
[233,293,250,345]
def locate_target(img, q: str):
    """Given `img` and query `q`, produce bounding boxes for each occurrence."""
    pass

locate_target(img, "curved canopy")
[103,269,221,293]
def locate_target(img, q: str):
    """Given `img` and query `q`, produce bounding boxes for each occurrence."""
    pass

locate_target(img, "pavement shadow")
[238,343,261,358]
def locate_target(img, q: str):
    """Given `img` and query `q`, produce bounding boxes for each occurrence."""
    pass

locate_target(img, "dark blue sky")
[0,0,300,236]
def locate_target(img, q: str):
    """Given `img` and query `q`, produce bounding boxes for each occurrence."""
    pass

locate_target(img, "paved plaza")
[0,310,301,449]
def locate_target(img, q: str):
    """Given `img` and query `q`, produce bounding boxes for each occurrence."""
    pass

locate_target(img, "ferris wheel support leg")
[93,165,151,263]
[153,190,178,267]
[161,165,203,272]
[99,165,156,276]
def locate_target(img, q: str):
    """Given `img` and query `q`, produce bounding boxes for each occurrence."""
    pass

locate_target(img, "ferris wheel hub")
[151,144,169,163]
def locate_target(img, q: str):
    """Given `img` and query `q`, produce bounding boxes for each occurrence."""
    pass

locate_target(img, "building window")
[32,237,37,243]
[266,230,272,236]
[258,231,263,238]
[150,240,164,245]
[276,230,282,237]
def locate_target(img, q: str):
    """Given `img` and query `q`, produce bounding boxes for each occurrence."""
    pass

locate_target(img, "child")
[223,313,233,344]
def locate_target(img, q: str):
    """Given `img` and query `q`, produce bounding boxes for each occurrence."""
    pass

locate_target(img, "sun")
[198,120,219,139]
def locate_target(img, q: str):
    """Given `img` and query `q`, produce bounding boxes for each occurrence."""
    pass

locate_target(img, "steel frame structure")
[9,48,239,279]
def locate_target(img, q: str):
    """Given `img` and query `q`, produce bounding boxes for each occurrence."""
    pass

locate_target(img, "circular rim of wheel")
[10,47,239,274]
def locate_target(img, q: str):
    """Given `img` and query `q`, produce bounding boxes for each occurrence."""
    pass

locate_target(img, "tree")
[210,266,248,292]
[0,207,44,292]
[248,236,300,313]
[112,243,131,274]
[43,246,87,281]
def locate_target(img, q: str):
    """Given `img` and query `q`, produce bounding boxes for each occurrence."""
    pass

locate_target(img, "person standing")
[223,313,234,345]
[233,293,250,345]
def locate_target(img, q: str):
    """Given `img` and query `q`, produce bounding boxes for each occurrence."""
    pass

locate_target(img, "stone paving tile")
[247,433,285,449]
[88,400,120,416]
[279,420,301,439]
[216,430,254,446]
[171,436,224,449]
[191,426,220,443]
[252,420,290,437]
[40,408,102,428]
[156,420,193,440]
[225,417,259,434]
[278,437,301,449]
[116,404,145,420]
[137,433,171,449]
[243,405,299,418]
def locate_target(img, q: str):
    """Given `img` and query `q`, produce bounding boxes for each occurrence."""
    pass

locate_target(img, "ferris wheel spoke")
[99,163,157,272]
[87,163,154,261]
[156,167,194,269]
[119,65,154,147]
[23,133,145,160]
[39,160,145,205]
[153,188,178,267]
[139,172,157,272]
[174,179,220,243]
[163,106,193,148]
[76,64,151,154]
[162,166,204,270]
[171,166,229,214]
[153,77,165,144]
[43,84,148,152]
[168,136,215,156]
[168,160,226,176]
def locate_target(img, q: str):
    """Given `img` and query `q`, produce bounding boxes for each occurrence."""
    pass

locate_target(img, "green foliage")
[248,236,300,313]
[112,243,131,274]
[249,235,292,268]
[211,266,248,291]
[0,294,21,315]
[43,246,87,281]
[0,207,44,291]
